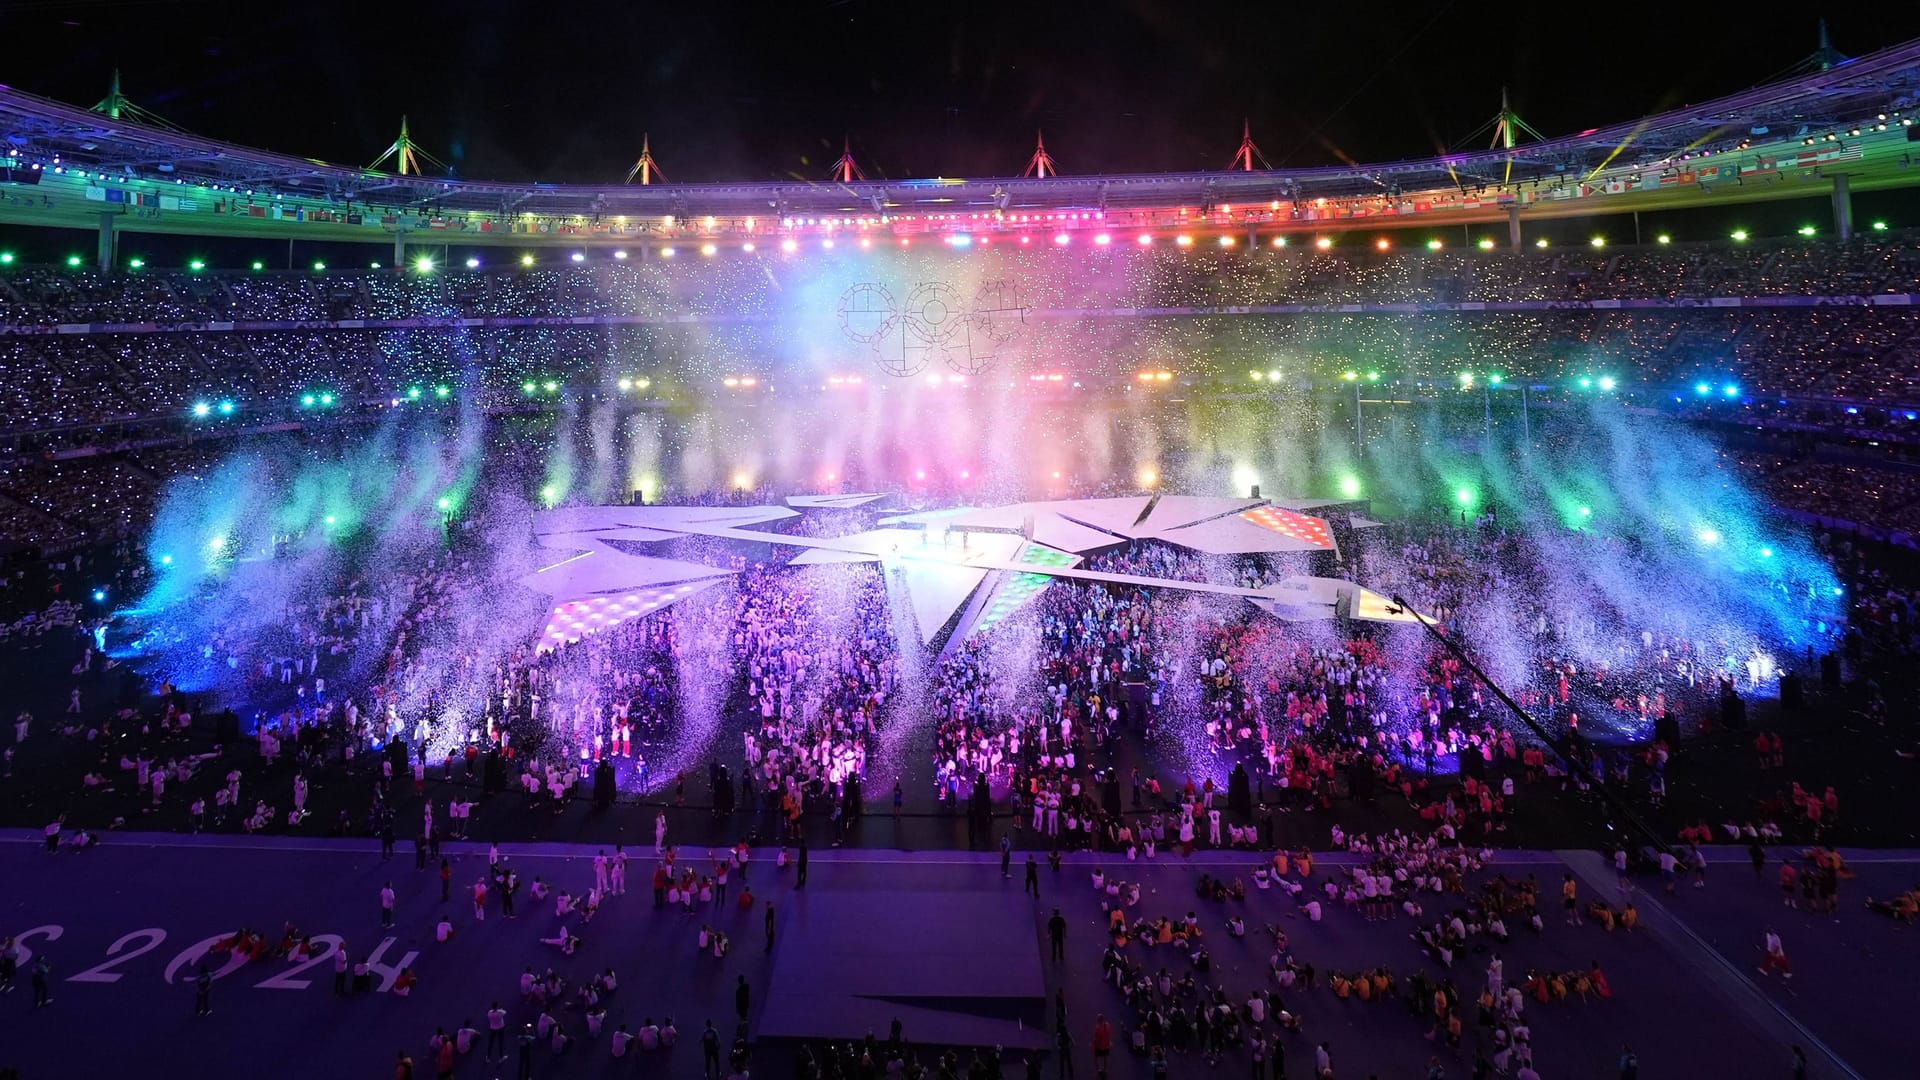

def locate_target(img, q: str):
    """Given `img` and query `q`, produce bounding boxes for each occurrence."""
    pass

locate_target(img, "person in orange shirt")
[1562,874,1581,926]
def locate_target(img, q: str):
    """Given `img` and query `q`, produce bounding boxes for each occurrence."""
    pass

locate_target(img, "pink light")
[899,238,910,247]
[959,469,970,479]
[780,239,798,253]
[859,237,872,249]
[1137,234,1154,246]
[1093,234,1111,246]
[1053,233,1071,246]
[915,470,926,481]
[1020,236,1030,245]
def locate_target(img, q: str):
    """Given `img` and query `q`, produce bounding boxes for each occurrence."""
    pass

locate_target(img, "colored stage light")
[569,252,585,263]
[520,254,535,266]
[1315,237,1333,250]
[191,402,210,417]
[1598,376,1616,391]
[251,260,264,271]
[523,381,537,395]
[1273,237,1288,248]
[301,394,316,407]
[1459,372,1474,388]
[1759,547,1773,558]
[415,256,434,273]
[92,589,106,602]
[1657,234,1671,244]
[1093,234,1110,246]
[1730,229,1748,242]
[0,253,13,264]
[661,247,676,257]
[159,554,173,565]
[217,401,234,414]
[1694,382,1711,395]
[189,259,206,271]
[541,485,558,503]
[1723,384,1740,397]
[1375,238,1390,250]
[1695,526,1720,546]
[1138,468,1159,487]
[209,535,227,551]
[1797,225,1817,237]
[1426,239,1443,250]
[1339,475,1361,499]
[1477,238,1494,250]
[312,261,327,271]
[369,262,382,269]
[700,244,717,256]
[1218,236,1235,247]
[128,258,145,269]
[65,254,82,267]
[1871,221,1888,232]
[543,381,558,393]
[1053,234,1070,246]
[1589,236,1605,248]
[1534,238,1548,248]
[1488,373,1503,385]
[780,239,798,253]
[434,385,451,398]
[466,257,481,269]
[1578,377,1593,389]
[1577,505,1592,518]
[1137,234,1154,246]
[1175,235,1193,247]
[407,387,422,399]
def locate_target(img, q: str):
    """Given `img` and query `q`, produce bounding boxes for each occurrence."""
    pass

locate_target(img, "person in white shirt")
[660,1016,678,1046]
[486,1003,509,1061]
[611,1024,635,1057]
[637,1018,661,1050]
[435,915,455,943]
[455,1020,479,1055]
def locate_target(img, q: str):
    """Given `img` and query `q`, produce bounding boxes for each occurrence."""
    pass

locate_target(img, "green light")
[324,515,337,525]
[1797,225,1817,237]
[217,401,234,415]
[1578,376,1593,389]
[407,387,422,400]
[1534,238,1548,248]
[1730,229,1749,242]
[301,394,316,407]
[1476,238,1495,250]
[251,260,265,271]
[1598,376,1616,391]
[1426,239,1443,250]
[0,252,13,264]
[312,261,327,271]
[1577,505,1592,518]
[415,256,435,273]
[1488,373,1503,386]
[1459,372,1474,388]
[1656,234,1671,245]
[319,392,333,406]
[437,497,452,511]
[1342,371,1358,382]
[1366,372,1379,382]
[521,254,536,267]
[543,380,558,393]
[66,255,82,267]
[522,381,537,395]
[1456,488,1475,506]
[370,262,382,270]
[434,385,451,399]
[1871,221,1888,232]
[540,485,558,503]
[1589,236,1606,248]
[128,258,145,269]
[188,259,205,272]
[1338,475,1361,499]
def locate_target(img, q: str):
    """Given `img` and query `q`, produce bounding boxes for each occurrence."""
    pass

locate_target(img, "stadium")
[3,16,1920,1080]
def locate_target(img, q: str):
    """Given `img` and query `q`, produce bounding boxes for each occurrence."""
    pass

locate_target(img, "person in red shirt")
[1091,1014,1112,1077]
[1780,860,1799,909]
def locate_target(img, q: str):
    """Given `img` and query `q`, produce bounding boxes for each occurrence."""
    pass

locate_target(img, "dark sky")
[7,1,1920,185]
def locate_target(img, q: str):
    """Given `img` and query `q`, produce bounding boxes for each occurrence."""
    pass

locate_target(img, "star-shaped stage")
[518,494,1417,650]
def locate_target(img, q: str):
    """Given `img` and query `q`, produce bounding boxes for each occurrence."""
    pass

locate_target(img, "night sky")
[7,1,1920,185]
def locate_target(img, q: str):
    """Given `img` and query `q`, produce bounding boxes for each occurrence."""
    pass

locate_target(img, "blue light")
[949,235,973,248]
[1759,547,1773,558]
[159,554,173,566]
[1694,383,1712,395]
[1906,412,1917,421]
[1832,587,1845,596]
[92,589,106,602]
[1723,385,1739,398]
[1846,407,1859,415]
[217,400,235,415]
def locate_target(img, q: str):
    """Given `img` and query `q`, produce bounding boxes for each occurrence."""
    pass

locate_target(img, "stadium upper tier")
[4,39,1920,247]
[3,237,1920,438]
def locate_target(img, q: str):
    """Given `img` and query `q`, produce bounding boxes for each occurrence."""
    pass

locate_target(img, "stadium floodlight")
[1427,239,1443,251]
[520,254,535,266]
[66,255,83,267]
[1534,238,1548,248]
[613,250,629,260]
[312,261,327,271]
[1656,234,1671,245]
[1797,225,1817,237]
[1730,229,1749,242]
[1871,221,1888,232]
[1589,236,1605,248]
[1598,376,1617,391]
[415,256,435,273]
[465,257,481,269]
[128,258,145,270]
[188,259,206,271]
[251,260,264,271]
[1476,238,1495,250]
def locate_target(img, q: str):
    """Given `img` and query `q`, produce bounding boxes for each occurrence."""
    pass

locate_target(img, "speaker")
[631,489,645,506]
[1251,484,1262,499]
[1779,672,1803,710]
[1720,694,1747,732]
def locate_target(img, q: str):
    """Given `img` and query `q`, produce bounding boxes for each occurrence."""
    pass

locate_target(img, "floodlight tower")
[1023,131,1058,178]
[829,136,865,183]
[1228,120,1270,171]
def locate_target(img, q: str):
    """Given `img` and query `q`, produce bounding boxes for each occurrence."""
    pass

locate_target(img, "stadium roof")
[3,38,1920,244]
